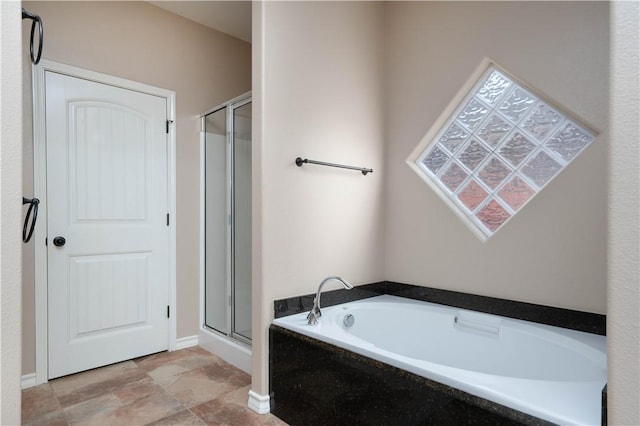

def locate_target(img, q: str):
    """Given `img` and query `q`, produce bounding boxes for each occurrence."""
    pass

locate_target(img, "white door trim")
[32,59,177,385]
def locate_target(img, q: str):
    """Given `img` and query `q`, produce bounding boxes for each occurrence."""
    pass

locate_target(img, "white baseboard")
[248,390,271,414]
[23,337,198,389]
[21,373,36,389]
[175,335,199,350]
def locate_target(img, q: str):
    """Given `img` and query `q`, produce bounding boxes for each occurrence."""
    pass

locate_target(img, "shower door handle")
[53,236,66,247]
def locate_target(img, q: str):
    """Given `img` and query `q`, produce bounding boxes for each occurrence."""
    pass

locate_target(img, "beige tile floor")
[22,346,287,426]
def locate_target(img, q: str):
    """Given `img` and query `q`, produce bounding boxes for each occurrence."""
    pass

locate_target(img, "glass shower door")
[204,106,229,336]
[232,101,252,341]
[203,94,252,344]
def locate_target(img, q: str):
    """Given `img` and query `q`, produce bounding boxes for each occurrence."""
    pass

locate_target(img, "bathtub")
[272,294,607,425]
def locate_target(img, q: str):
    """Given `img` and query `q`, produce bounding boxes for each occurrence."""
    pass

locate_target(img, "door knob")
[53,236,66,247]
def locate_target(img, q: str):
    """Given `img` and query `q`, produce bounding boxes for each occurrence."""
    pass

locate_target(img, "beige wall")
[1,1,23,422]
[252,1,386,393]
[384,2,608,313]
[21,1,251,375]
[608,1,640,423]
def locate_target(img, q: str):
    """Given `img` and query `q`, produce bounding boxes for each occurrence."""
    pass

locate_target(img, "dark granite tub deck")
[270,281,606,426]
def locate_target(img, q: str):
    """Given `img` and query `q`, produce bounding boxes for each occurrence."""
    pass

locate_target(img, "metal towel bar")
[295,157,373,176]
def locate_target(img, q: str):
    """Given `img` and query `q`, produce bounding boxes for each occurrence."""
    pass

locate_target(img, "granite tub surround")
[273,281,606,335]
[273,281,390,318]
[270,325,552,426]
[271,284,606,425]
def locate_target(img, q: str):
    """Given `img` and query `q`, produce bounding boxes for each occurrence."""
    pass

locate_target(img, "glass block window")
[412,61,597,240]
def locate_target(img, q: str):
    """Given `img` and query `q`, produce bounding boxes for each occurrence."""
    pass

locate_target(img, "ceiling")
[149,1,251,43]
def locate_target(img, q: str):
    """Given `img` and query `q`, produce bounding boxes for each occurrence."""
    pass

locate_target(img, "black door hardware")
[53,236,66,247]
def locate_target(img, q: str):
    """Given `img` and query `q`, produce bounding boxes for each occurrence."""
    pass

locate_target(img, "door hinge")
[166,120,173,134]
[167,305,170,318]
[166,213,170,226]
[45,237,47,246]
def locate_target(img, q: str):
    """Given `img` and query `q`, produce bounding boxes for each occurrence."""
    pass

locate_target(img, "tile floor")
[22,346,288,426]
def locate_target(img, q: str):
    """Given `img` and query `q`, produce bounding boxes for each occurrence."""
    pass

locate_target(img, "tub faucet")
[307,276,353,325]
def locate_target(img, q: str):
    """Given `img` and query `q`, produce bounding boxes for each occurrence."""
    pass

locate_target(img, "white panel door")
[46,71,169,379]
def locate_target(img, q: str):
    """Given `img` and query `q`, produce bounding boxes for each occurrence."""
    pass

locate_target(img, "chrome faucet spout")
[307,276,353,325]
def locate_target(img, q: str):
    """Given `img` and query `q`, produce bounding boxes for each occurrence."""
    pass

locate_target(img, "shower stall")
[200,93,252,370]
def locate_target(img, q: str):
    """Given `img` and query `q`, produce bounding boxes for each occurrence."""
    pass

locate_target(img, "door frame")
[32,60,177,385]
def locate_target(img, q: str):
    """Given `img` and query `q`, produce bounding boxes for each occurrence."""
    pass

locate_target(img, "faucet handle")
[306,306,321,325]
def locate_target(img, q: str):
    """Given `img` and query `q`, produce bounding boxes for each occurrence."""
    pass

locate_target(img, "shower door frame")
[200,92,252,347]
